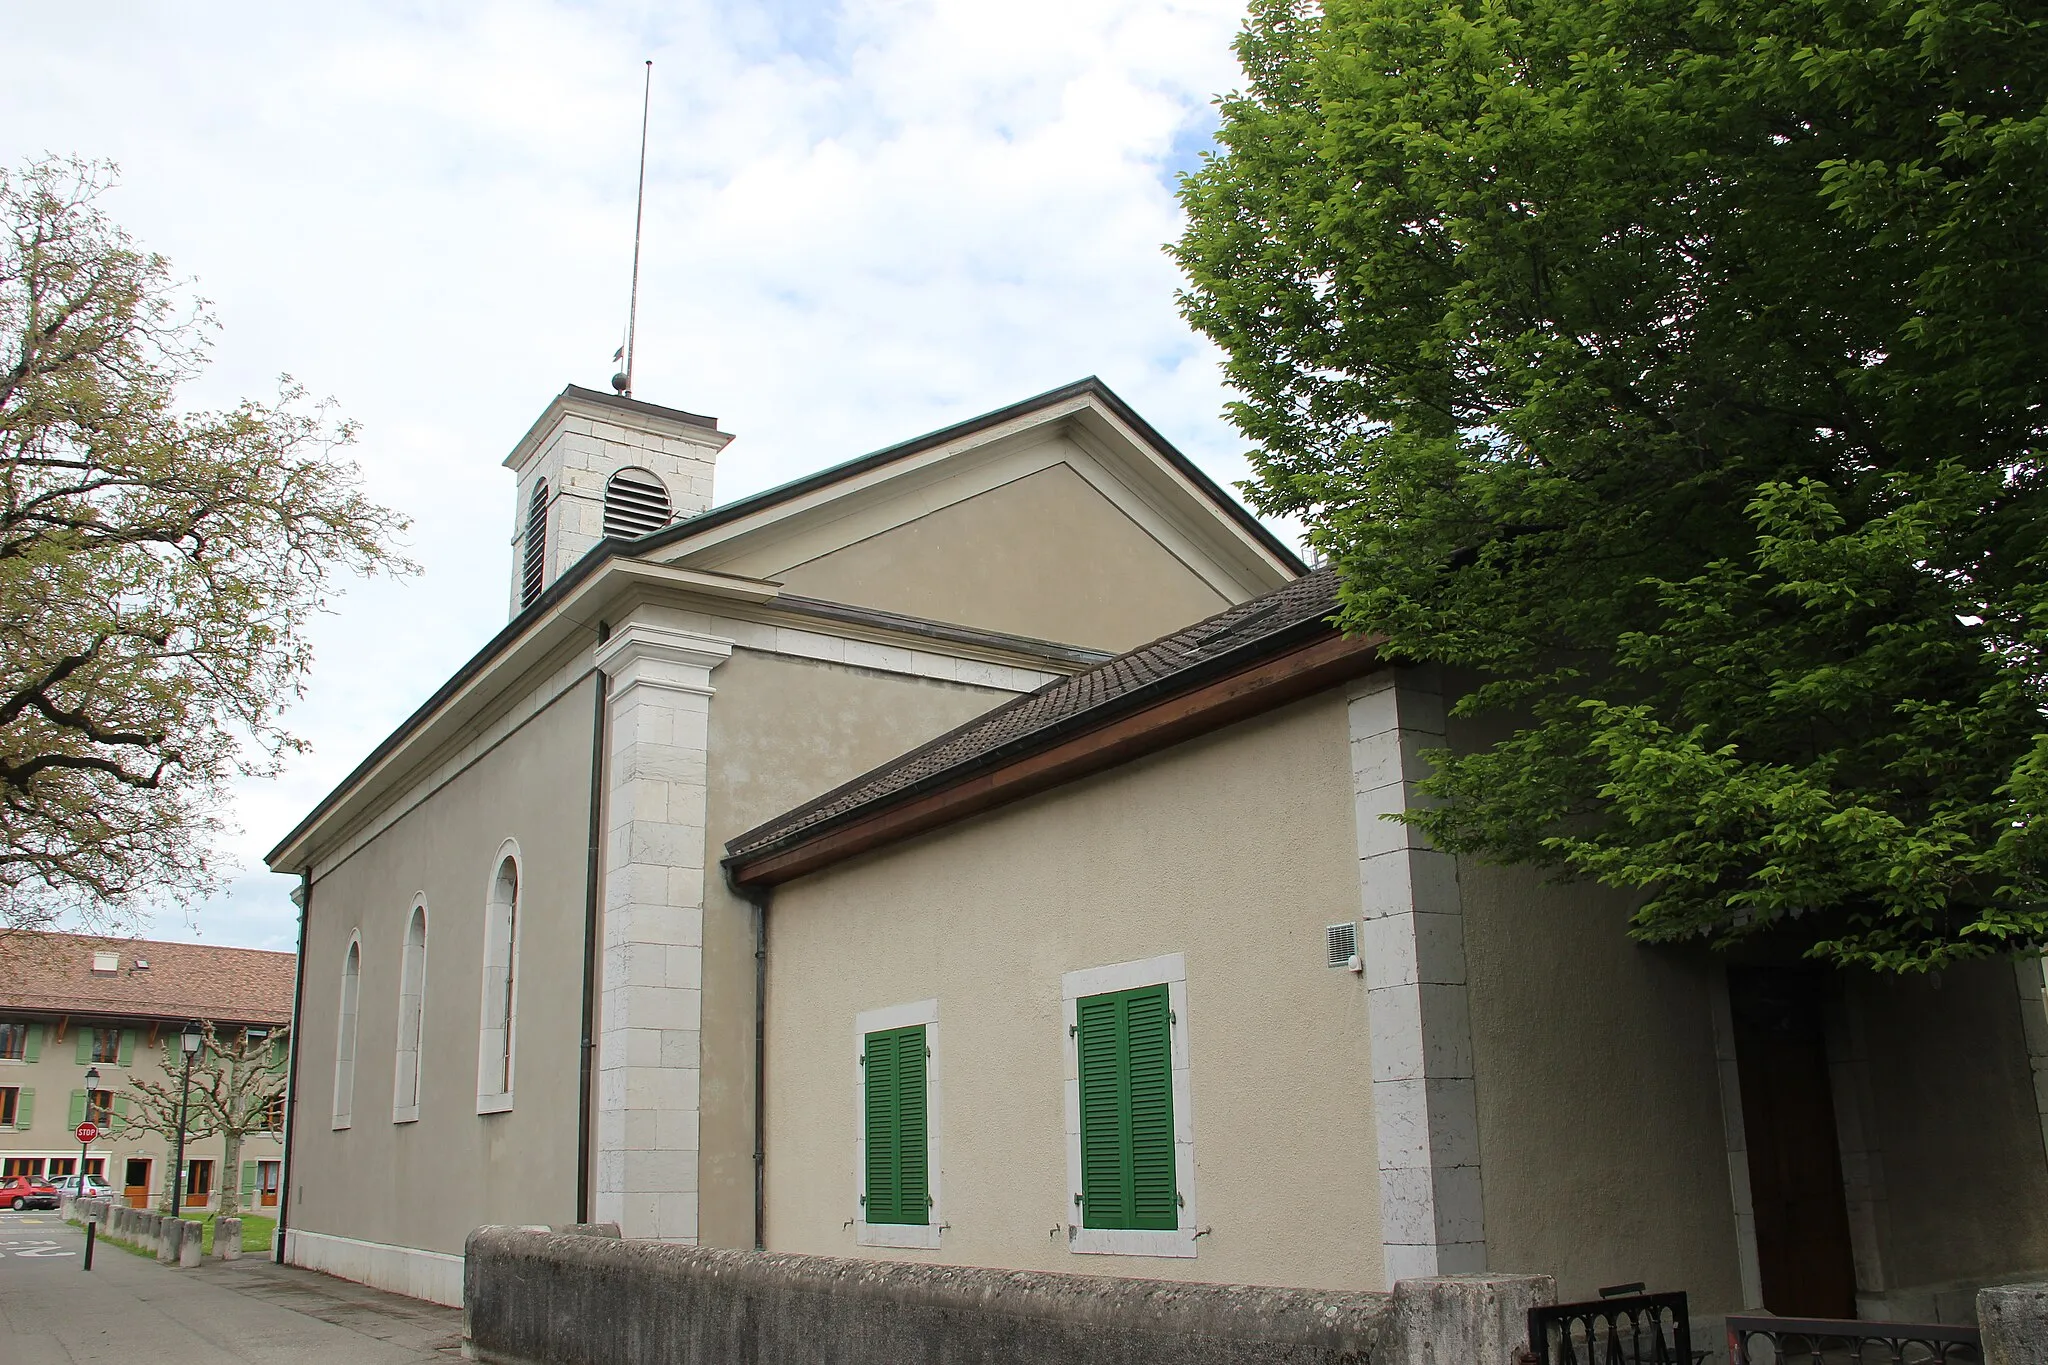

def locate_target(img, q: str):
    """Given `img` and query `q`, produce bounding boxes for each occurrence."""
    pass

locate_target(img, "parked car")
[0,1175,58,1210]
[53,1174,113,1199]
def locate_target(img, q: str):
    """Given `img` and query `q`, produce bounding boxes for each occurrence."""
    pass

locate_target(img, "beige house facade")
[726,571,2048,1324]
[0,934,290,1214]
[266,379,1303,1305]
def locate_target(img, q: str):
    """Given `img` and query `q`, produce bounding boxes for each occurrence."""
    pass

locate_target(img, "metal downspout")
[275,869,311,1263]
[577,664,607,1224]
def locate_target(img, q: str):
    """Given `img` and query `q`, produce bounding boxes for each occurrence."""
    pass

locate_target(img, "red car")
[1,1174,58,1210]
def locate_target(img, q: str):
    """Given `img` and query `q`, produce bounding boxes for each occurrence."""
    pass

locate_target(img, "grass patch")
[69,1207,276,1257]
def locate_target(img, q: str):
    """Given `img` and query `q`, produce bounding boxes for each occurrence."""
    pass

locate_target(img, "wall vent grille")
[1326,922,1359,969]
[604,468,673,539]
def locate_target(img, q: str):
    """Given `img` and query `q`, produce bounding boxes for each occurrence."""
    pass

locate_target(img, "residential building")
[0,933,292,1213]
[266,378,1303,1305]
[726,569,2048,1323]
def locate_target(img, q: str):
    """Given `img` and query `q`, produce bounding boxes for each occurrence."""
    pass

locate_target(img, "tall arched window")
[393,904,428,1123]
[603,467,673,538]
[332,936,361,1129]
[520,479,548,609]
[476,851,521,1113]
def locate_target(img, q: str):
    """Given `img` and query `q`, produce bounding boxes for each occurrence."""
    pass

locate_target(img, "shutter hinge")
[859,1055,865,1065]
[1068,1024,1077,1037]
[928,1196,935,1208]
[858,1195,865,1205]
[1169,1010,1177,1024]
[1177,1193,1185,1208]
[1073,1193,1083,1206]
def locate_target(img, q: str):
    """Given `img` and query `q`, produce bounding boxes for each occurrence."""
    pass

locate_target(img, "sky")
[1,0,1279,953]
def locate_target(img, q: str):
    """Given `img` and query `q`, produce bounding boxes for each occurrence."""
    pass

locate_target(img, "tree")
[122,1022,286,1216]
[1175,0,2048,970]
[0,156,411,933]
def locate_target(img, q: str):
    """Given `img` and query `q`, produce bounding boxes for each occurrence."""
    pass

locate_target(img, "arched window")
[333,937,360,1129]
[393,904,428,1123]
[603,467,673,538]
[476,851,522,1113]
[520,479,549,609]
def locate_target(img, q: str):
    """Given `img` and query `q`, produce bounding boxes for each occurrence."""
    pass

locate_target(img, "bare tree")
[122,1021,286,1216]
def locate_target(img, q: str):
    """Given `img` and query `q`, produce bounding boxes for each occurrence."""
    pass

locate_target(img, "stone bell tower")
[503,384,733,617]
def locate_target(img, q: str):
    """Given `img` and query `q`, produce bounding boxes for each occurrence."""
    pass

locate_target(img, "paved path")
[0,1211,464,1363]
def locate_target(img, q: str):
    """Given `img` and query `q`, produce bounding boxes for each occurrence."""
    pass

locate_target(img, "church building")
[266,378,1302,1305]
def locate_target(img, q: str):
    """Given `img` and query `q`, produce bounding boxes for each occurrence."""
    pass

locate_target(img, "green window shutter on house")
[861,1024,928,1225]
[75,1030,93,1064]
[22,1024,39,1063]
[14,1089,31,1130]
[117,1031,133,1067]
[111,1095,129,1134]
[1076,983,1177,1232]
[68,1090,86,1128]
[241,1162,257,1199]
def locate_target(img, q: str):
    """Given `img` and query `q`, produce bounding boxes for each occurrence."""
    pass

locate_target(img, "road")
[0,1210,464,1363]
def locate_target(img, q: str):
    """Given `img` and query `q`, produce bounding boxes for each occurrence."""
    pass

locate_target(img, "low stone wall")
[464,1226,1553,1365]
[1981,1283,2048,1365]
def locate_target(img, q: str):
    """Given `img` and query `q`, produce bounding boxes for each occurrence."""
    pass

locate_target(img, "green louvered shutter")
[241,1162,257,1200]
[69,1090,87,1127]
[75,1030,93,1064]
[1076,984,1177,1231]
[117,1031,133,1066]
[862,1029,898,1223]
[22,1023,39,1063]
[861,1024,928,1225]
[111,1095,129,1134]
[14,1089,31,1130]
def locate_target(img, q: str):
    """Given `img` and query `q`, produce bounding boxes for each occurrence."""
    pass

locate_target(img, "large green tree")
[1,158,410,932]
[1176,0,2048,970]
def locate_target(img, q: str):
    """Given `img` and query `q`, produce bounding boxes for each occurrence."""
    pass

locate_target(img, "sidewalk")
[0,1212,463,1363]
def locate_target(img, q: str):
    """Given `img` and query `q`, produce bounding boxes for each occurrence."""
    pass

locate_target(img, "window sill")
[1066,1226,1198,1258]
[392,1106,419,1125]
[476,1093,514,1115]
[857,1221,942,1250]
[331,1117,351,1131]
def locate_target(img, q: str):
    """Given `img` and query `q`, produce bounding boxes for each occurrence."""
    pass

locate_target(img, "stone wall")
[464,1226,1552,1365]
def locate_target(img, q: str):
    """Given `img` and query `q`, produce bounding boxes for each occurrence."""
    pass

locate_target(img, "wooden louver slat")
[520,479,548,609]
[603,468,673,539]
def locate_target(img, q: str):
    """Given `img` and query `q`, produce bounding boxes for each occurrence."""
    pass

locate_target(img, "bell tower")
[502,385,733,616]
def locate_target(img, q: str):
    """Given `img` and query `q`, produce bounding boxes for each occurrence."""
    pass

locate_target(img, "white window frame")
[392,900,429,1124]
[1061,952,1198,1258]
[332,933,362,1130]
[853,998,942,1250]
[475,841,523,1114]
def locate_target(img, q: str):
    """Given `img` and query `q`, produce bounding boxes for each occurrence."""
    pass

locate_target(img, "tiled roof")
[0,932,294,1025]
[726,568,1342,863]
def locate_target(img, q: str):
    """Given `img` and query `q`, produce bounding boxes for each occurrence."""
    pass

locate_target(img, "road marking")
[0,1239,75,1257]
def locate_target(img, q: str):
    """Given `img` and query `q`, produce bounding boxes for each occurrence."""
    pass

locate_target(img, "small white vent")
[1326,922,1359,970]
[604,468,673,539]
[91,950,120,974]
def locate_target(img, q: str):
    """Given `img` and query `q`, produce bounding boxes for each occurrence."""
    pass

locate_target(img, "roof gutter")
[727,627,1383,889]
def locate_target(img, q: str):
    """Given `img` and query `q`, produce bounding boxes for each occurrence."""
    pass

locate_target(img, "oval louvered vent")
[521,479,548,609]
[604,468,673,539]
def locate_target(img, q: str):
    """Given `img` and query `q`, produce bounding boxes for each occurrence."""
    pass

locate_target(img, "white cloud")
[1,0,1283,949]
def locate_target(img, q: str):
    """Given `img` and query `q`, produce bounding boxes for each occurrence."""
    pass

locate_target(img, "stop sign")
[74,1121,98,1144]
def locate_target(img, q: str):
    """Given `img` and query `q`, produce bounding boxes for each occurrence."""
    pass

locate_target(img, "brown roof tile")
[0,931,294,1026]
[725,568,1341,863]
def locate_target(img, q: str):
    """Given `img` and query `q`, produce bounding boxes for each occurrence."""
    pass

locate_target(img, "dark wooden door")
[1728,967,1859,1318]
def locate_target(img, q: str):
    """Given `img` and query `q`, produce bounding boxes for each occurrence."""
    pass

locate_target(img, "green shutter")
[69,1090,87,1127]
[117,1031,133,1067]
[241,1162,257,1199]
[14,1089,31,1129]
[861,1024,928,1226]
[22,1023,39,1063]
[111,1095,129,1134]
[75,1029,93,1065]
[1076,984,1177,1232]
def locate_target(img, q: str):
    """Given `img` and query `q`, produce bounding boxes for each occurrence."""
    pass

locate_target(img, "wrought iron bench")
[1724,1315,1981,1365]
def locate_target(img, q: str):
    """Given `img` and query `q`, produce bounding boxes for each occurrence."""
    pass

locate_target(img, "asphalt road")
[0,1210,464,1363]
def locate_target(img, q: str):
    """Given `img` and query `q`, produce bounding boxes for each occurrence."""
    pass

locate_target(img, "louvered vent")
[604,467,673,539]
[1326,921,1359,969]
[520,479,548,609]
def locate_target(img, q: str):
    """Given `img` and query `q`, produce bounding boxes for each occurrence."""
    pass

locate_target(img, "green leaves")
[1179,0,2048,970]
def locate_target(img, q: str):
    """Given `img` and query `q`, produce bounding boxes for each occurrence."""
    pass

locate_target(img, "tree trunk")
[158,1153,178,1215]
[219,1125,241,1218]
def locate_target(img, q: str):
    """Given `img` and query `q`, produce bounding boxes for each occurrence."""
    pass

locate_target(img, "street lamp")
[171,1023,202,1217]
[81,1065,99,1195]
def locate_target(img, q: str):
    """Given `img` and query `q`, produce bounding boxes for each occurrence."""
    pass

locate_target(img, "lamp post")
[171,1023,201,1216]
[81,1064,99,1194]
